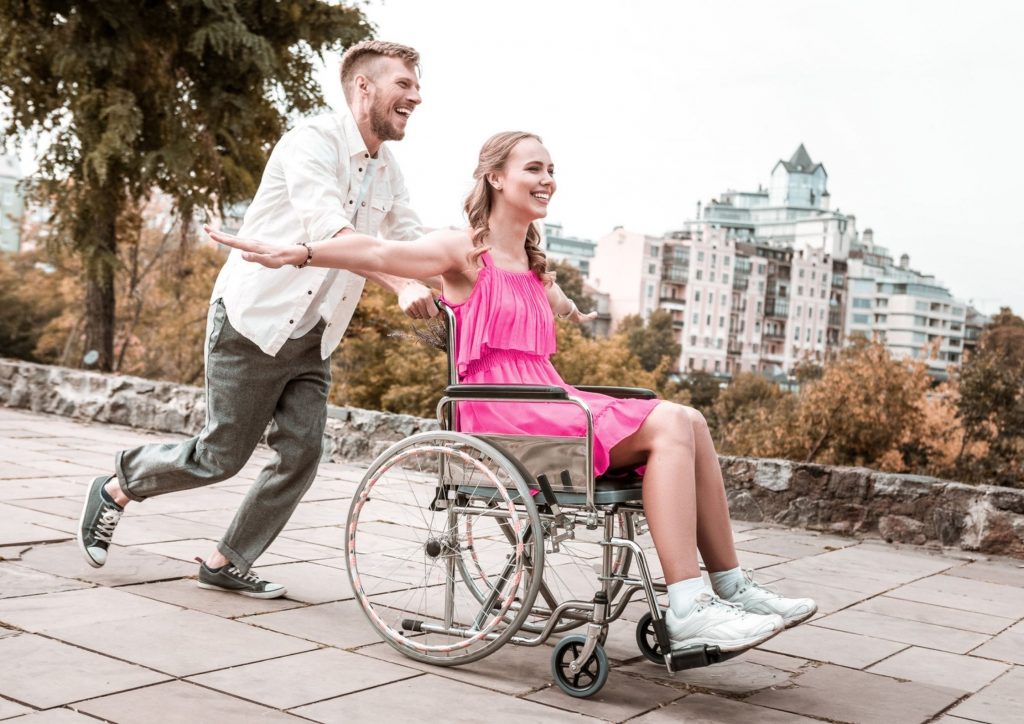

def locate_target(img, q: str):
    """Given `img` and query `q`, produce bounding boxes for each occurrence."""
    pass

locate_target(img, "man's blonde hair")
[340,40,420,101]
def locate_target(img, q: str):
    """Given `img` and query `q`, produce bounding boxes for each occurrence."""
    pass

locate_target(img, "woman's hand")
[558,301,598,325]
[204,225,306,268]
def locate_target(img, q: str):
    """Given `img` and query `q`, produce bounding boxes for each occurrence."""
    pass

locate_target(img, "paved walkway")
[1,406,1022,723]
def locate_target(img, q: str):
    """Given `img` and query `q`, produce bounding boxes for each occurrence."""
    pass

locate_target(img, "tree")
[714,372,799,459]
[331,284,447,418]
[548,259,595,315]
[617,310,680,373]
[0,251,68,361]
[956,307,1024,486]
[792,338,929,467]
[0,1,371,370]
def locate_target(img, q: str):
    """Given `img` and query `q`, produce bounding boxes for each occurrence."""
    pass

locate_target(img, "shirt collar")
[338,103,390,170]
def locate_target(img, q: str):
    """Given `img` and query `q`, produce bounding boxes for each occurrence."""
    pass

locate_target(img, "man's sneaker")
[666,593,783,652]
[77,475,123,568]
[719,569,818,628]
[196,559,287,599]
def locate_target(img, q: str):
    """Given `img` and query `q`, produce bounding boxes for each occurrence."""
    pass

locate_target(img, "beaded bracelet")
[294,241,313,269]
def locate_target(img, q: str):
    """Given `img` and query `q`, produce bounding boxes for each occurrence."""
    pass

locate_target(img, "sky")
[310,0,1024,314]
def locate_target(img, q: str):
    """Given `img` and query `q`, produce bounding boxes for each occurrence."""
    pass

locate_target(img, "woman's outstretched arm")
[546,279,598,324]
[205,225,468,282]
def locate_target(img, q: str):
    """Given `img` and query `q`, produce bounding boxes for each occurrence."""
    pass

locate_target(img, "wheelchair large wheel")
[346,431,544,666]
[463,509,635,634]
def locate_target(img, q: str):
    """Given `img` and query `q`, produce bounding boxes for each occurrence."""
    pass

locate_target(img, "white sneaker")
[720,570,817,628]
[665,592,783,652]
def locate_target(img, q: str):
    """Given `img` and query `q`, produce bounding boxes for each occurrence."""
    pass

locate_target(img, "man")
[77,40,434,598]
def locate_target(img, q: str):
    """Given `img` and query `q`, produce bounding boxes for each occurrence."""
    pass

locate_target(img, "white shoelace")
[694,592,746,616]
[94,507,122,543]
[226,566,261,584]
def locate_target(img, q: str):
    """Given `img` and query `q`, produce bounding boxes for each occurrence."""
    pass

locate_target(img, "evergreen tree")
[0,1,371,369]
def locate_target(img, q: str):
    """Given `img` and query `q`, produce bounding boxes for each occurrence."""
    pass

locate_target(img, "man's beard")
[369,97,405,142]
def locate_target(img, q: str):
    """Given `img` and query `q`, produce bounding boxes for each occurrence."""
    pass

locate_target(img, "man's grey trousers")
[115,299,331,573]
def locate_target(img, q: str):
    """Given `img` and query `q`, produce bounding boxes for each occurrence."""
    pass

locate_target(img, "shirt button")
[358,168,363,172]
[364,153,369,159]
[307,290,313,295]
[361,201,366,207]
[342,296,347,301]
[348,200,353,204]
[288,320,294,324]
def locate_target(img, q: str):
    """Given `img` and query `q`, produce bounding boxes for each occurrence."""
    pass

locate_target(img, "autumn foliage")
[1,243,1021,487]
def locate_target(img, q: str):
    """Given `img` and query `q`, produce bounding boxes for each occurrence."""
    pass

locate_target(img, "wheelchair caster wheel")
[636,611,665,664]
[551,634,609,698]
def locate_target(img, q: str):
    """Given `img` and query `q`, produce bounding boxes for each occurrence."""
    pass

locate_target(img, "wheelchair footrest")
[668,644,739,671]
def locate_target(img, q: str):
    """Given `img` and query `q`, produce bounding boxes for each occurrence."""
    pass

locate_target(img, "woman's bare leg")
[607,402,700,584]
[686,408,740,573]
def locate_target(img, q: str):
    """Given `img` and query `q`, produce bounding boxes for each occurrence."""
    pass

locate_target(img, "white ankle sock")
[666,576,708,617]
[709,566,746,598]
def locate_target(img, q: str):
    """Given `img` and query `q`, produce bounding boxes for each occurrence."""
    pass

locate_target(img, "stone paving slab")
[3,406,1024,722]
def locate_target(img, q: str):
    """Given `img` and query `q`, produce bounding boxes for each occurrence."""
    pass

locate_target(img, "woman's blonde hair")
[463,131,552,282]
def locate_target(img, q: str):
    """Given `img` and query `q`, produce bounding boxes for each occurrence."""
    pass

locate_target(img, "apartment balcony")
[764,297,789,318]
[661,267,689,284]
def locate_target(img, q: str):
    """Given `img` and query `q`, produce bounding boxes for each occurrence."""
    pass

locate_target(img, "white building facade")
[588,145,967,378]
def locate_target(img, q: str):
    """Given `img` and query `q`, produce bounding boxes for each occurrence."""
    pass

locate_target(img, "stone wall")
[2,358,1022,557]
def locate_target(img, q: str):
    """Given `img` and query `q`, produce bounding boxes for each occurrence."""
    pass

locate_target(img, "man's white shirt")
[211,106,423,359]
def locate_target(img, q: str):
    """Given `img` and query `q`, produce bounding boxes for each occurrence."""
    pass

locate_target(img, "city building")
[0,154,25,253]
[844,233,965,376]
[542,223,596,278]
[589,144,968,378]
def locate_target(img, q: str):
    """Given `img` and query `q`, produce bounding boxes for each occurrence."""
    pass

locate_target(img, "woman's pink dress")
[441,252,660,476]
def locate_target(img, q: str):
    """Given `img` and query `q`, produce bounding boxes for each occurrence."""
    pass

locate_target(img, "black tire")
[551,634,609,698]
[635,611,666,664]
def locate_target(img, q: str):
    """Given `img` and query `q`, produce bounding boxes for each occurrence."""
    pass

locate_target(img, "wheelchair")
[344,301,739,697]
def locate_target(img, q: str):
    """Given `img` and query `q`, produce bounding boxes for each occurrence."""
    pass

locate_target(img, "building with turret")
[589,145,967,378]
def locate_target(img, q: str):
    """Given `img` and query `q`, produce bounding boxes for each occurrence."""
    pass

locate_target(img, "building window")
[688,357,695,369]
[817,330,823,343]
[696,270,703,280]
[711,254,717,267]
[648,264,656,275]
[709,271,716,282]
[853,314,870,324]
[647,285,654,298]
[719,316,725,328]
[698,251,705,262]
[689,335,697,346]
[706,315,712,325]
[692,313,698,324]
[758,263,766,274]
[794,326,800,341]
[808,307,813,318]
[853,298,872,309]
[724,256,730,266]
[694,291,701,302]
[797,286,803,296]
[723,273,730,285]
[806,328,811,342]
[714,360,721,372]
[799,269,805,278]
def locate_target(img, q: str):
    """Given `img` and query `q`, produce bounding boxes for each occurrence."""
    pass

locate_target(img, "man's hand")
[205,225,305,268]
[398,281,437,320]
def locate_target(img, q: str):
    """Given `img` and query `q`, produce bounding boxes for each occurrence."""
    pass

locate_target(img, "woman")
[207,131,816,653]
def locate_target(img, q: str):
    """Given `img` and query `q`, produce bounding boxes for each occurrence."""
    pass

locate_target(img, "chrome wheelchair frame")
[344,301,737,697]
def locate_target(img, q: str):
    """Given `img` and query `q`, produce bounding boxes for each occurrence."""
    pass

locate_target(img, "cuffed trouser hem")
[216,540,250,574]
[114,450,149,503]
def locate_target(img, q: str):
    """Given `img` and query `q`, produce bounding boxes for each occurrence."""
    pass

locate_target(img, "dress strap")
[478,250,493,268]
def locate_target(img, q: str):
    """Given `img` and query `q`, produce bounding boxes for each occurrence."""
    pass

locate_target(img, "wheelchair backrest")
[436,300,592,494]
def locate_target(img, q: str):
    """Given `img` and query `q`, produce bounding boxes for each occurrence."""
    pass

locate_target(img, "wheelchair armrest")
[573,385,658,400]
[444,384,569,400]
